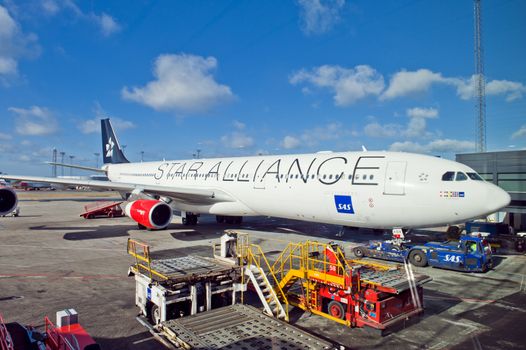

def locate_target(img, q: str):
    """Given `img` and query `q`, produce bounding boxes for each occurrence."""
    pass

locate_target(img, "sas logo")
[444,254,462,263]
[334,195,355,214]
[440,191,465,198]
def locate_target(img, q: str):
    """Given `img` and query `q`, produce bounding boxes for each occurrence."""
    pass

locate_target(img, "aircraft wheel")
[138,223,146,230]
[515,239,525,253]
[409,250,428,267]
[353,247,365,258]
[328,301,345,320]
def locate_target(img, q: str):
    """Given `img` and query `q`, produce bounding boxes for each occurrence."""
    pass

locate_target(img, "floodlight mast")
[474,0,486,152]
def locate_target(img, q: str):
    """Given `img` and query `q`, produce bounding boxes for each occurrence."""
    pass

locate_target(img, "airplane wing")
[0,175,234,205]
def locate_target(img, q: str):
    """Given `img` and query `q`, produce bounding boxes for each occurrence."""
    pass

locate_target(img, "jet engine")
[0,187,18,216]
[124,199,173,230]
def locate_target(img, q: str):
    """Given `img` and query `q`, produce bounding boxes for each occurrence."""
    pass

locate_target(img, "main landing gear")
[182,212,199,225]
[216,215,243,225]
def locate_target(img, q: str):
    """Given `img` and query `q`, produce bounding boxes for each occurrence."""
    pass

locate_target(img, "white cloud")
[233,120,245,130]
[380,69,445,100]
[487,79,526,101]
[282,135,301,149]
[122,54,234,112]
[382,69,526,102]
[97,13,121,37]
[221,132,254,149]
[290,64,384,106]
[0,132,12,140]
[364,107,439,139]
[406,107,438,119]
[39,1,120,37]
[0,5,40,79]
[79,103,135,134]
[512,125,526,139]
[364,122,400,138]
[293,64,526,105]
[390,139,475,154]
[454,76,526,102]
[281,122,358,150]
[9,106,58,136]
[42,0,60,15]
[297,0,345,35]
[79,117,135,134]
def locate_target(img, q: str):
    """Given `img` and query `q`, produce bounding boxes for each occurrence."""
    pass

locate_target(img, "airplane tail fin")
[101,118,130,164]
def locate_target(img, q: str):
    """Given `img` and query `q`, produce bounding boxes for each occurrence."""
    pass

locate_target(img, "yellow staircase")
[229,231,357,321]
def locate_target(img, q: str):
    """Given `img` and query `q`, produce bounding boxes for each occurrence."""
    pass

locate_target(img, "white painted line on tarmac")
[441,318,478,335]
[0,244,121,251]
[428,340,450,350]
[132,337,155,345]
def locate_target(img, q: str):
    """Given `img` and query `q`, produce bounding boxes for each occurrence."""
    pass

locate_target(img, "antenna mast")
[474,0,486,152]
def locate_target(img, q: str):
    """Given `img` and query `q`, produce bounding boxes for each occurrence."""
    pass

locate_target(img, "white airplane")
[0,119,511,230]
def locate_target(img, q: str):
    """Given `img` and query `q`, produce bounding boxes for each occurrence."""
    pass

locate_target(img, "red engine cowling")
[0,187,18,216]
[124,199,173,230]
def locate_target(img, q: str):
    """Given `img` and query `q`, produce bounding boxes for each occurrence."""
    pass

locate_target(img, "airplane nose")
[487,185,511,213]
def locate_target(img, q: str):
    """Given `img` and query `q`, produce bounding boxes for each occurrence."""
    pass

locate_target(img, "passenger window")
[442,171,455,181]
[362,174,366,180]
[455,172,468,181]
[348,174,352,180]
[329,175,333,179]
[370,175,374,180]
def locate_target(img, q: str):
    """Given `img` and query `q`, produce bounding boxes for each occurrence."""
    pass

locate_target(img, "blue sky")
[0,0,525,176]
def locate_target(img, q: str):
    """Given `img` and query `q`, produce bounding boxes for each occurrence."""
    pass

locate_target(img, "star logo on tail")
[105,137,114,157]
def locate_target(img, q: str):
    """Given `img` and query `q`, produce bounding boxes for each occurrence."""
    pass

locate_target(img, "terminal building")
[456,150,526,231]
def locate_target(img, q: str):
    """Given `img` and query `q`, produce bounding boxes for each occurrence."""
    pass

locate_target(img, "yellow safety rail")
[127,238,169,281]
[271,241,356,291]
[249,244,290,321]
[233,232,290,321]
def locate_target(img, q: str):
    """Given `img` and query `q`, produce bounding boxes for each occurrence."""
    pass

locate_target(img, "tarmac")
[1,190,525,350]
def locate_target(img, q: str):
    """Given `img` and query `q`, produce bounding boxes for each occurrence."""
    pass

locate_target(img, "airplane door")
[384,161,407,195]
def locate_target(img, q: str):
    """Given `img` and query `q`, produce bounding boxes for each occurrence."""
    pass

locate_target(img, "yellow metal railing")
[127,238,169,281]
[233,232,289,321]
[271,241,355,290]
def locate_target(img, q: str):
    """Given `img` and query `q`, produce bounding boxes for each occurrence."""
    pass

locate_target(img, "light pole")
[140,151,144,162]
[69,155,75,176]
[60,152,65,176]
[94,153,100,168]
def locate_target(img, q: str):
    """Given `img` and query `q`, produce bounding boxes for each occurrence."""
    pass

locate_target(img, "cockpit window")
[455,172,468,181]
[442,171,455,181]
[467,172,484,181]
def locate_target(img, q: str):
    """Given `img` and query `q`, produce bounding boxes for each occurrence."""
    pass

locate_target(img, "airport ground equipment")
[150,304,336,350]
[127,239,242,325]
[352,235,492,272]
[465,221,525,253]
[80,200,123,219]
[226,231,431,334]
[0,309,99,350]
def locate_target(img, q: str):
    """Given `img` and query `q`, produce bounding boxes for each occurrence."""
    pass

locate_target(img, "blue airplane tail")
[101,118,130,164]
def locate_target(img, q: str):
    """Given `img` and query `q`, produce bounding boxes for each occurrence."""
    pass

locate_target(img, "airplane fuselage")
[106,151,510,229]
